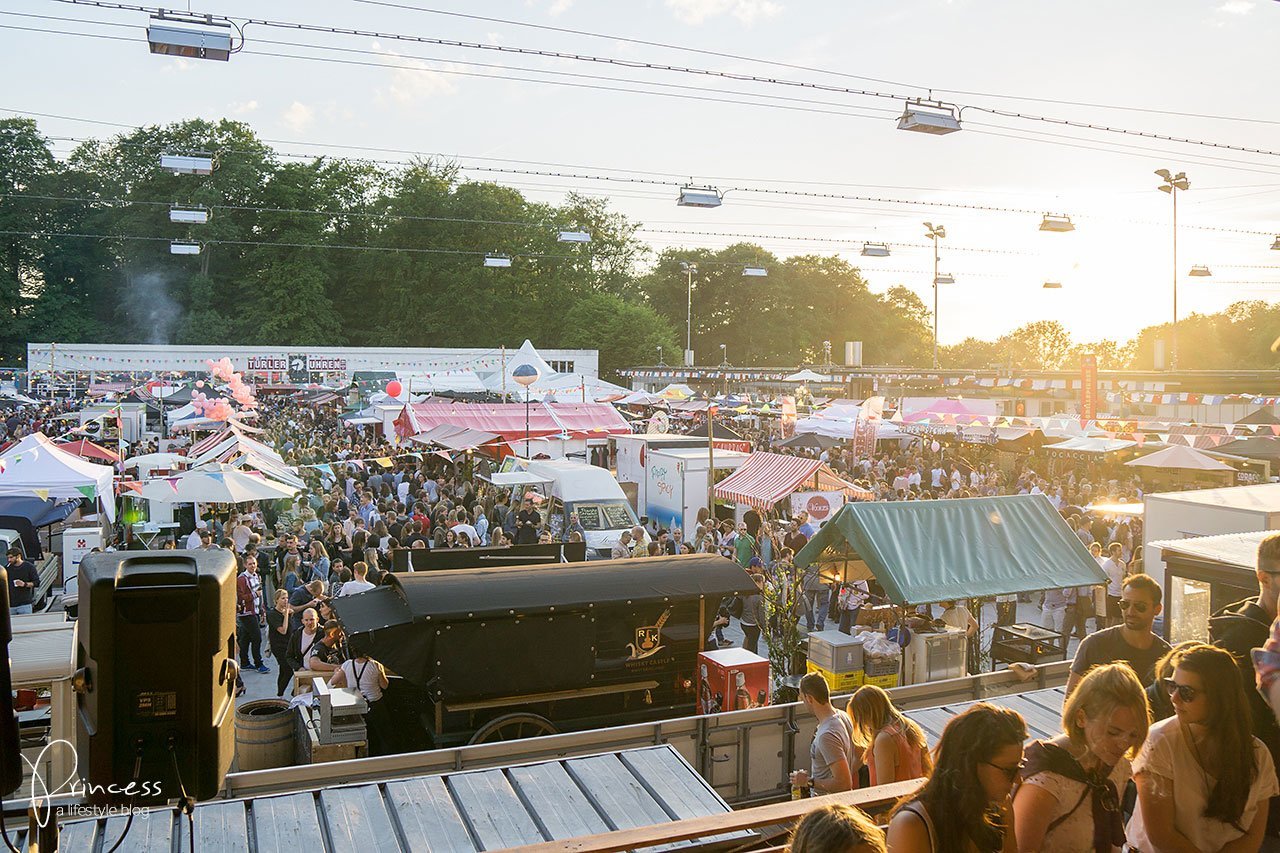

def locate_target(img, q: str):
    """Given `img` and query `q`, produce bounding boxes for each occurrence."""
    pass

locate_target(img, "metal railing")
[222,661,1070,804]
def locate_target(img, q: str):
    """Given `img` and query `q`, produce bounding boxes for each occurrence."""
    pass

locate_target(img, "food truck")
[331,554,752,749]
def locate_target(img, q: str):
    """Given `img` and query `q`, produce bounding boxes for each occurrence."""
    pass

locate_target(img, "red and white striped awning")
[713,452,873,511]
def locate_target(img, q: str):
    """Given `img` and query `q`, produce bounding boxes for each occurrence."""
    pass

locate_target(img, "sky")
[1,0,1278,346]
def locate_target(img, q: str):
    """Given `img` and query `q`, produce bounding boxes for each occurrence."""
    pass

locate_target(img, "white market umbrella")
[123,452,191,469]
[138,463,299,504]
[784,369,832,382]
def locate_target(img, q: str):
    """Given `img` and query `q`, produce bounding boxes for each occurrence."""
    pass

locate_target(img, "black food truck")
[332,553,752,749]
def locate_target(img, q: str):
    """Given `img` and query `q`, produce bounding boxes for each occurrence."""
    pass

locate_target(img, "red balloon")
[386,380,403,397]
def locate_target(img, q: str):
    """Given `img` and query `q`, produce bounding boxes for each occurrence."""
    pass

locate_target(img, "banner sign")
[1080,354,1099,420]
[307,356,347,372]
[789,491,845,527]
[246,355,288,372]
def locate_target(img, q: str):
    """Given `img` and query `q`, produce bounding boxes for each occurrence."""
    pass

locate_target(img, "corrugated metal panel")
[49,744,739,852]
[913,687,1066,746]
[10,623,76,684]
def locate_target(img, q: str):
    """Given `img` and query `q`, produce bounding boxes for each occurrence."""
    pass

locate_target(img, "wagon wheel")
[468,713,559,744]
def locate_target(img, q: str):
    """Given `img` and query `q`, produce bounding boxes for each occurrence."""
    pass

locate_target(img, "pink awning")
[395,402,629,442]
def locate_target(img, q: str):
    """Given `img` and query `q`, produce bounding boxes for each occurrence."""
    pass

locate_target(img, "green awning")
[793,494,1106,605]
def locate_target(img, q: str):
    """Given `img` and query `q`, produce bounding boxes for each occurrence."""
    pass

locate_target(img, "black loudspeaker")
[76,551,237,806]
[0,567,22,797]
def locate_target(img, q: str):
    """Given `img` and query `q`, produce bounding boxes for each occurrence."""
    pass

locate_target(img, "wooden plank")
[563,754,685,851]
[997,695,1062,740]
[123,804,177,850]
[187,800,250,852]
[1020,688,1067,718]
[490,781,922,853]
[387,776,478,853]
[448,768,546,849]
[321,786,401,853]
[252,792,325,853]
[507,762,611,842]
[905,708,954,745]
[617,746,752,847]
[52,818,96,852]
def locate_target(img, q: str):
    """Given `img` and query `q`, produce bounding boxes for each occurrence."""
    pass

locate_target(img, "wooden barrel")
[235,699,294,771]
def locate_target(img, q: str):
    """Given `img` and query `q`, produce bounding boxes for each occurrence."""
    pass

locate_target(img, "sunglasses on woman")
[983,760,1025,781]
[1162,678,1201,702]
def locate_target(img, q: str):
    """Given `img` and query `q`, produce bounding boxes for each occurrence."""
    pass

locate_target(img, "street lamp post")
[1156,169,1190,370]
[513,364,540,456]
[656,345,664,366]
[680,261,697,367]
[924,222,946,369]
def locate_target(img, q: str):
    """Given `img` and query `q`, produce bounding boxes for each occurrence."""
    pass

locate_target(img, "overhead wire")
[44,0,1280,160]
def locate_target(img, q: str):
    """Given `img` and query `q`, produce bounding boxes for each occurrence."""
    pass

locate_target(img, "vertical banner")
[853,417,878,458]
[1080,354,1098,420]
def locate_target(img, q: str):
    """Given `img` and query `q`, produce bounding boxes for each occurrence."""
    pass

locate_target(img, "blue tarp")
[0,497,81,558]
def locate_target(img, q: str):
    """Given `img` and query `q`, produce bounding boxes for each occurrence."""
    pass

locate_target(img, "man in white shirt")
[906,466,922,490]
[891,469,910,494]
[336,562,376,596]
[930,465,944,489]
[1101,542,1126,627]
[185,520,206,550]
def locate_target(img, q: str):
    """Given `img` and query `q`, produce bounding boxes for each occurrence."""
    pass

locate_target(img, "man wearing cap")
[185,520,206,550]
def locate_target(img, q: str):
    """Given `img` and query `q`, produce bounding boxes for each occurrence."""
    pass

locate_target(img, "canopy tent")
[794,494,1107,605]
[1215,436,1280,465]
[137,463,299,504]
[395,401,629,443]
[187,428,304,489]
[617,390,665,406]
[0,433,115,522]
[55,438,120,464]
[493,339,556,393]
[1237,408,1280,426]
[409,424,501,452]
[774,432,842,451]
[713,452,873,511]
[534,373,631,403]
[398,368,489,395]
[1125,444,1236,472]
[1045,436,1138,454]
[655,383,696,401]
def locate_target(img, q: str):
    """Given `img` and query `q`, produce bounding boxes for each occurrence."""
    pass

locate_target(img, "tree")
[560,293,679,378]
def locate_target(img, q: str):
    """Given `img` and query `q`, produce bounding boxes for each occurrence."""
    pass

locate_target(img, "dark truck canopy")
[331,554,752,694]
[335,553,752,633]
[794,494,1106,605]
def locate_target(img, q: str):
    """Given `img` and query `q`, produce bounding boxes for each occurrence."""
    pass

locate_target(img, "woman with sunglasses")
[886,704,1027,853]
[1012,663,1147,853]
[1128,643,1279,853]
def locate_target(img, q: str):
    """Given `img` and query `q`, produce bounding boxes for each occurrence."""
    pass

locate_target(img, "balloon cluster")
[191,357,259,422]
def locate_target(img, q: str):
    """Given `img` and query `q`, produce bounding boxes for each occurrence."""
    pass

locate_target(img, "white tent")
[398,369,488,395]
[0,433,116,521]
[488,339,556,396]
[138,464,299,504]
[1125,445,1236,472]
[1045,436,1137,454]
[656,383,697,401]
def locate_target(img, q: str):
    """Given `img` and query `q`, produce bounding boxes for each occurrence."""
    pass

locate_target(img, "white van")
[495,458,644,559]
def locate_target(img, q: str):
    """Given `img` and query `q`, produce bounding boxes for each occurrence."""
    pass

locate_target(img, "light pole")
[680,261,697,366]
[656,346,665,366]
[719,344,728,395]
[924,222,946,369]
[513,363,540,457]
[1156,169,1189,370]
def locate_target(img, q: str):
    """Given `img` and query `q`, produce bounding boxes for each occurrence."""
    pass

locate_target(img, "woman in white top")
[1128,642,1279,853]
[329,636,392,754]
[1012,663,1147,853]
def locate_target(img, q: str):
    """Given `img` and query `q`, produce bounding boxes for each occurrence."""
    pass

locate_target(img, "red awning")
[56,438,121,464]
[714,452,873,511]
[395,402,629,442]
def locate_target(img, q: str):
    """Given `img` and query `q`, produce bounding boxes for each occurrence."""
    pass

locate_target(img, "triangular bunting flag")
[1159,433,1171,444]
[166,477,181,492]
[33,488,49,501]
[1272,425,1280,436]
[75,484,97,499]
[244,471,265,479]
[375,457,393,468]
[1134,434,1146,447]
[207,472,225,483]
[317,463,334,476]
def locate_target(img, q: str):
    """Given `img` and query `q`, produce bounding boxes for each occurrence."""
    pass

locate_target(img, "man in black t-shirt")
[1067,573,1169,695]
[513,497,541,545]
[6,548,39,615]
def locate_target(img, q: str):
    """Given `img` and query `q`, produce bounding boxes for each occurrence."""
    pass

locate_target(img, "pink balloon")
[386,380,403,398]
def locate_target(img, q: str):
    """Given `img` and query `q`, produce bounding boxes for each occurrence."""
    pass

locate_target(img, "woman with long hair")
[1013,662,1147,853]
[887,703,1026,853]
[1127,643,1279,852]
[265,589,295,697]
[848,685,932,787]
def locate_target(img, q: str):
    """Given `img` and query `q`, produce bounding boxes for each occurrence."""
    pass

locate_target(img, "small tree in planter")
[761,562,806,704]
